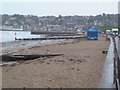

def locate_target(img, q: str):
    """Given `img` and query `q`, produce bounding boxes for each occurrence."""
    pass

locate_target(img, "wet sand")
[2,36,109,88]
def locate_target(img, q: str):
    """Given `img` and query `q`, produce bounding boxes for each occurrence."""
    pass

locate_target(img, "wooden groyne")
[31,31,82,35]
[15,36,86,40]
[1,54,64,61]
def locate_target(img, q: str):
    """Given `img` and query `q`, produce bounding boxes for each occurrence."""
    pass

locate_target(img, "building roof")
[86,28,98,32]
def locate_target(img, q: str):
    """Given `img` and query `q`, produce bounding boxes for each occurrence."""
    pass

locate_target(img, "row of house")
[1,13,118,31]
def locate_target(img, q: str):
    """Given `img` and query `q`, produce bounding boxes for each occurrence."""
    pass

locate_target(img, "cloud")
[0,0,119,2]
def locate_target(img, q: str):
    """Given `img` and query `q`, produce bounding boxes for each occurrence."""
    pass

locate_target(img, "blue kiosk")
[86,28,98,40]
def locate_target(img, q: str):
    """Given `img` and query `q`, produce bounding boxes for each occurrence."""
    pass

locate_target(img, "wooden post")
[14,32,17,40]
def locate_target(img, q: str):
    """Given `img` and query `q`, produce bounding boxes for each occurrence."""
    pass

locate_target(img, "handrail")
[113,36,120,90]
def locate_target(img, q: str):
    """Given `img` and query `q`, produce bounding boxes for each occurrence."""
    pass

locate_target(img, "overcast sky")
[0,0,119,2]
[0,0,119,16]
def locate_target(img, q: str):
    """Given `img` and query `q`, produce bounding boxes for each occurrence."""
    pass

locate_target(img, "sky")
[0,0,119,2]
[0,0,119,16]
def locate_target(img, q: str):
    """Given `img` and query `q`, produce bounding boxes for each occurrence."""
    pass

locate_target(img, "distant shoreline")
[0,29,30,31]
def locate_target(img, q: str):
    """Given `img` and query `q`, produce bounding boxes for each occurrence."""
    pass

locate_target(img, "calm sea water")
[0,31,51,50]
[1,31,44,42]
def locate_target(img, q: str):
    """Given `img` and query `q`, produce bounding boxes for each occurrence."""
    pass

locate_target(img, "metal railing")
[113,36,120,90]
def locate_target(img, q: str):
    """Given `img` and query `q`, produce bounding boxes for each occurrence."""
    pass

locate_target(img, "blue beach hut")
[86,28,98,40]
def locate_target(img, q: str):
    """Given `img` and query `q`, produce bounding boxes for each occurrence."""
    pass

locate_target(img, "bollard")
[59,87,62,90]
[48,86,50,90]
[23,87,25,90]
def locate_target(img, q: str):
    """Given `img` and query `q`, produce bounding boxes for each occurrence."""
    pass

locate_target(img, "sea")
[0,30,53,50]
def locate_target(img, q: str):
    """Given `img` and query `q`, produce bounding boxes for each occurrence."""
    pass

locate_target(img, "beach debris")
[50,60,53,61]
[102,50,108,54]
[1,54,64,61]
[46,49,50,52]
[54,59,65,63]
[69,58,86,63]
[84,56,90,58]
[40,60,45,63]
[71,67,74,69]
[77,59,82,62]
[47,62,50,64]
[60,87,63,90]
[62,55,65,57]
[57,59,65,62]
[48,86,51,90]
[69,58,74,61]
[23,87,26,90]
[77,59,84,62]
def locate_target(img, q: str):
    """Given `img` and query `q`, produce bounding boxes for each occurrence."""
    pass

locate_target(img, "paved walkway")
[98,36,116,88]
[115,36,120,58]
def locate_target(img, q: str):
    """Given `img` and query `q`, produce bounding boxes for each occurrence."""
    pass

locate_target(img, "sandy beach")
[2,36,109,88]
